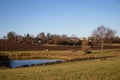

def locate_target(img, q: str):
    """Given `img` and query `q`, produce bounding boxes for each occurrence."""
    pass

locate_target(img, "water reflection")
[10,59,64,68]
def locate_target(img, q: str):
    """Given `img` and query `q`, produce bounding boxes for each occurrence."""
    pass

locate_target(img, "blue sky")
[0,0,120,38]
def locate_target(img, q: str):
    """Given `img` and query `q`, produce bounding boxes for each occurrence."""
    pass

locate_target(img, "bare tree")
[7,31,16,42]
[105,29,116,43]
[91,25,116,53]
[49,34,60,44]
[24,33,33,43]
[46,33,51,39]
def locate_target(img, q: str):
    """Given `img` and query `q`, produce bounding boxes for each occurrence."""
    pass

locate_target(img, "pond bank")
[0,50,120,68]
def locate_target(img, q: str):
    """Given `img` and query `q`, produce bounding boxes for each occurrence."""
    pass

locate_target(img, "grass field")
[0,55,120,80]
[0,50,120,80]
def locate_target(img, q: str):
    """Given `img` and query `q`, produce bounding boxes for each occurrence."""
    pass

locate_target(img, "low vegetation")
[0,49,120,80]
[0,53,120,80]
[0,49,119,60]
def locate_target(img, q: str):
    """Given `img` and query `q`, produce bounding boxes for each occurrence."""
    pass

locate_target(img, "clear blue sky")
[0,0,120,38]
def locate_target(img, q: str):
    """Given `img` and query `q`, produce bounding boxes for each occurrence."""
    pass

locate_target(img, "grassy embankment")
[0,49,119,60]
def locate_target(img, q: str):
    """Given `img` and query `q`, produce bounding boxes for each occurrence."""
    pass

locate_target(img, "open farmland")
[0,42,120,80]
[0,41,81,51]
[0,40,120,80]
[0,0,120,80]
[0,40,120,51]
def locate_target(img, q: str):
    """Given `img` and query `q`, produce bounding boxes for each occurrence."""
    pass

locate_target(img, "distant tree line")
[6,32,82,46]
[3,25,120,47]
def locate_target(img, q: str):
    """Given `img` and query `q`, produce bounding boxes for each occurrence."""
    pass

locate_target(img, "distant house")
[14,35,24,43]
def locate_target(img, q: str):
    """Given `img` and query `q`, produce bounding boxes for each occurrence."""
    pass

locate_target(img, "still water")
[10,59,64,68]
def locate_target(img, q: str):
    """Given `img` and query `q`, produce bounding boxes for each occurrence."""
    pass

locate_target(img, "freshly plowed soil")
[0,40,80,51]
[0,40,120,51]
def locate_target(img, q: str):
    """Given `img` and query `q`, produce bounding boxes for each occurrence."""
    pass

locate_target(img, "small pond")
[10,59,64,68]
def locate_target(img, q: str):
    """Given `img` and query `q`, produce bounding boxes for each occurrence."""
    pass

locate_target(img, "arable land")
[0,40,120,51]
[0,40,120,80]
